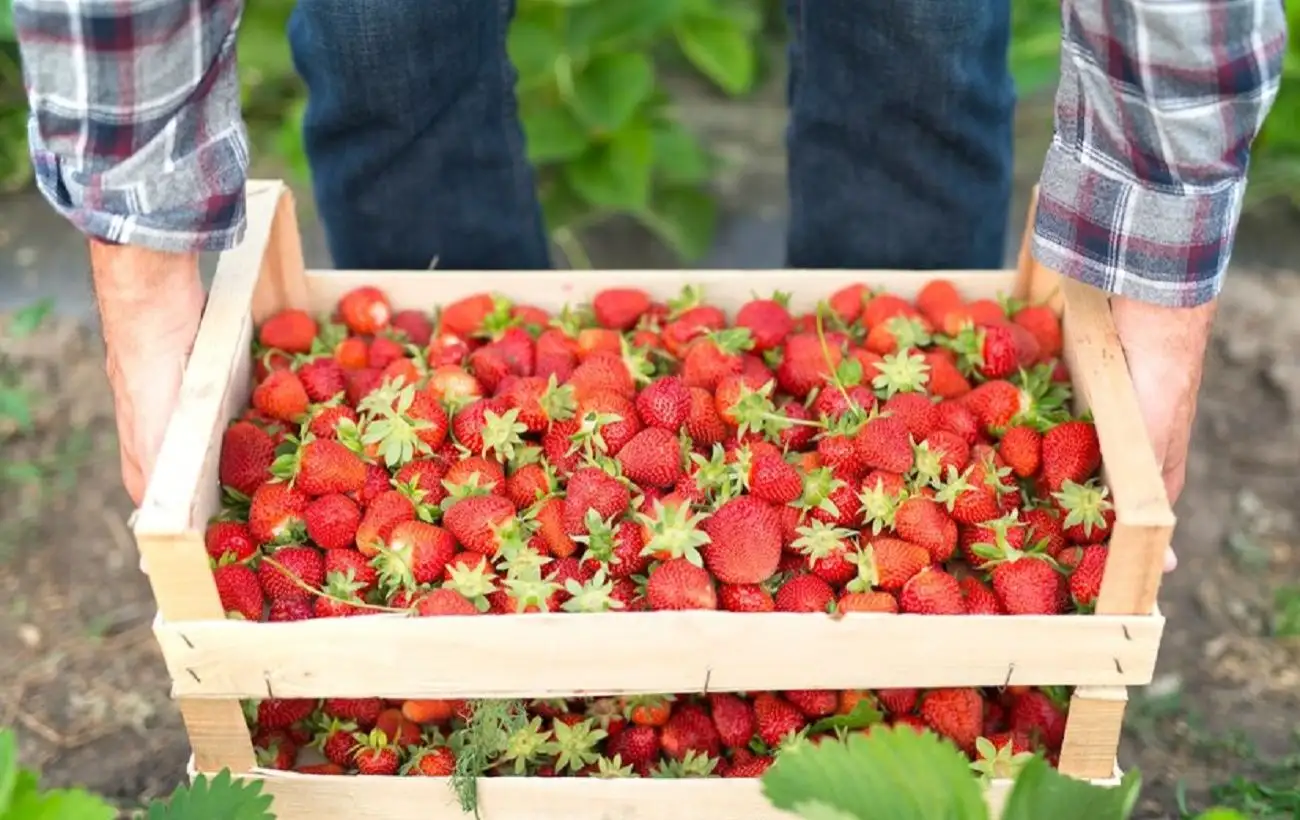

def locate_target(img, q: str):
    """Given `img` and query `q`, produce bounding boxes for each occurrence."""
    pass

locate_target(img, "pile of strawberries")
[247,686,1070,778]
[212,280,1114,623]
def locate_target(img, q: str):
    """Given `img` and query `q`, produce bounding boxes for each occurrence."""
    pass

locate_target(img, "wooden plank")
[1058,686,1128,780]
[1057,279,1176,616]
[191,761,1123,820]
[153,610,1163,699]
[301,269,1021,315]
[181,700,257,773]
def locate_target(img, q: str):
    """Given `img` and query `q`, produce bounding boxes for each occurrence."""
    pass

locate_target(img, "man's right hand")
[90,242,205,505]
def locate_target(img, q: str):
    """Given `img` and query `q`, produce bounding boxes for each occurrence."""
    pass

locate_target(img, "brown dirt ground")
[1,267,1298,817]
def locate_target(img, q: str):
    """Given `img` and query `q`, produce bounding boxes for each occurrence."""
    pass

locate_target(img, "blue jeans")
[288,0,1014,271]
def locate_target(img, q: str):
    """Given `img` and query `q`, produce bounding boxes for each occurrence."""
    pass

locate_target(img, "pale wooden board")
[1059,686,1130,779]
[190,760,1124,819]
[153,610,1163,699]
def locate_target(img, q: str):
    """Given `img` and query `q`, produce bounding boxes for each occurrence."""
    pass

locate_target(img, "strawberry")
[259,544,325,601]
[416,587,481,616]
[837,590,898,613]
[569,352,636,402]
[752,693,807,746]
[916,279,963,323]
[862,293,914,329]
[304,493,361,550]
[607,725,661,775]
[774,573,834,612]
[864,315,932,356]
[616,427,683,489]
[213,562,264,620]
[635,376,691,431]
[376,520,457,590]
[1009,689,1067,750]
[1023,506,1068,556]
[1012,304,1062,360]
[297,358,346,404]
[294,438,367,496]
[253,728,298,770]
[702,496,782,584]
[443,495,518,555]
[894,497,957,562]
[852,537,930,591]
[782,690,838,718]
[960,576,1004,615]
[501,375,576,433]
[718,583,775,612]
[775,333,839,400]
[922,350,971,399]
[1040,420,1101,492]
[708,693,757,748]
[660,703,722,761]
[403,746,457,776]
[563,467,632,534]
[746,454,803,504]
[389,309,433,347]
[252,370,310,424]
[735,295,794,352]
[353,729,400,775]
[1053,479,1115,544]
[998,425,1042,478]
[248,482,309,544]
[338,286,392,335]
[322,698,383,731]
[268,598,313,622]
[256,698,316,731]
[855,415,913,474]
[259,308,318,354]
[899,567,965,614]
[982,549,1067,615]
[219,421,277,496]
[962,379,1023,434]
[1067,544,1108,610]
[919,688,984,753]
[323,548,377,593]
[592,288,651,330]
[205,520,257,563]
[880,392,938,440]
[355,489,417,556]
[439,293,499,337]
[646,558,718,610]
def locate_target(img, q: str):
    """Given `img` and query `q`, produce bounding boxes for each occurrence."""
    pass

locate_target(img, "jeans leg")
[784,0,1014,270]
[288,0,550,270]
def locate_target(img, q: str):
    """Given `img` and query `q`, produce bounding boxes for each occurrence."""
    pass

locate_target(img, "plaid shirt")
[13,0,1288,307]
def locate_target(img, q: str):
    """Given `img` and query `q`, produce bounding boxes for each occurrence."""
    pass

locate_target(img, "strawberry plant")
[0,729,275,819]
[759,724,1247,820]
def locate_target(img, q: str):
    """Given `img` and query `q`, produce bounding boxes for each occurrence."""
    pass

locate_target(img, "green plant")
[0,730,275,819]
[759,725,1246,820]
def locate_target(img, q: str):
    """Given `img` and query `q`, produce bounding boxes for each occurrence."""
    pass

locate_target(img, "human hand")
[90,242,205,505]
[1109,294,1218,573]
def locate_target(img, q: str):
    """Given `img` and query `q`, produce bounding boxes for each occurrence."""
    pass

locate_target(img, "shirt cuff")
[1030,138,1243,308]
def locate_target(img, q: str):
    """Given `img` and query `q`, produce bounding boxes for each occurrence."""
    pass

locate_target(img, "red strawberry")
[635,377,691,431]
[923,350,972,399]
[219,421,277,497]
[899,567,965,614]
[1012,305,1062,360]
[377,521,458,590]
[563,467,632,534]
[592,288,651,330]
[297,358,346,404]
[259,309,318,354]
[782,690,838,718]
[660,703,722,761]
[875,688,918,715]
[403,746,458,776]
[415,587,481,616]
[998,425,1042,478]
[855,537,930,591]
[684,386,729,446]
[607,725,661,775]
[919,688,984,753]
[304,493,361,550]
[339,286,392,335]
[959,575,1004,615]
[1009,690,1067,751]
[1040,420,1101,492]
[702,496,782,584]
[1023,506,1068,556]
[752,693,807,746]
[1067,544,1108,610]
[646,558,718,611]
[205,520,257,563]
[353,730,400,775]
[735,296,794,352]
[747,454,803,504]
[291,439,366,496]
[775,333,838,400]
[214,562,264,620]
[259,544,325,601]
[355,490,416,556]
[856,415,913,474]
[256,698,315,731]
[985,551,1067,615]
[253,370,310,423]
[248,482,309,544]
[880,392,938,440]
[253,728,298,770]
[894,497,957,562]
[718,583,775,612]
[443,495,518,555]
[1053,480,1115,544]
[708,693,757,748]
[962,380,1023,434]
[268,598,313,622]
[837,590,899,613]
[616,427,683,489]
[774,574,834,613]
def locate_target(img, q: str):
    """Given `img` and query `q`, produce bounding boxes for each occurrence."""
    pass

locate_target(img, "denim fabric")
[288,0,1014,271]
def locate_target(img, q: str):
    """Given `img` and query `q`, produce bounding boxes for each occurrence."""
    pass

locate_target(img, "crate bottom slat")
[191,759,1123,819]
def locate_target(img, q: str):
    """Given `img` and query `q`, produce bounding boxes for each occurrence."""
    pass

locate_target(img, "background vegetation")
[0,0,1296,261]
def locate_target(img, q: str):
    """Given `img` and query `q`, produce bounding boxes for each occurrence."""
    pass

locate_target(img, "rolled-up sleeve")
[14,0,249,253]
[1032,0,1288,307]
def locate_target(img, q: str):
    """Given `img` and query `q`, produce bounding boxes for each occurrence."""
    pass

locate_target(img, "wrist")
[90,241,205,359]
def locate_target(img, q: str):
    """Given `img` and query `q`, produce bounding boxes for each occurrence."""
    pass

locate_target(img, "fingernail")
[1163,547,1177,573]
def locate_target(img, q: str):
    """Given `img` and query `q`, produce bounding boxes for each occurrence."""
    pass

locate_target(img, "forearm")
[1031,0,1288,307]
[14,0,250,254]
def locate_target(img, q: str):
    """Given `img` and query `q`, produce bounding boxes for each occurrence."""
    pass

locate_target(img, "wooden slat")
[154,610,1163,699]
[1058,686,1128,779]
[188,758,1123,820]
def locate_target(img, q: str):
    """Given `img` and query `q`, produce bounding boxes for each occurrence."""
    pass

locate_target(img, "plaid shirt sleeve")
[13,0,249,253]
[1031,0,1288,307]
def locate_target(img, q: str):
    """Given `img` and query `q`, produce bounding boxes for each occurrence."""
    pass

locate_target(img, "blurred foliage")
[0,0,1297,260]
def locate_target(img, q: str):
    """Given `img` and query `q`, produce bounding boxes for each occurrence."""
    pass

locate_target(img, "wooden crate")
[134,180,1172,817]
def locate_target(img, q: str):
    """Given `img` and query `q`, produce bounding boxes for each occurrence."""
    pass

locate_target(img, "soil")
[1,67,1299,818]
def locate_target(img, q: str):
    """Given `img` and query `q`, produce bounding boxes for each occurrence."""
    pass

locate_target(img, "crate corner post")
[1058,686,1128,780]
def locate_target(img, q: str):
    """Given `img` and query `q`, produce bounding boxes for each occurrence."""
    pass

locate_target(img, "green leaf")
[539,176,595,233]
[636,185,717,261]
[760,726,989,820]
[652,122,711,185]
[674,14,756,95]
[507,20,563,87]
[568,52,654,133]
[0,387,32,429]
[9,298,53,338]
[523,107,590,164]
[0,731,17,812]
[564,122,655,211]
[144,771,275,820]
[5,782,116,820]
[565,0,679,51]
[1000,758,1143,820]
[807,698,884,735]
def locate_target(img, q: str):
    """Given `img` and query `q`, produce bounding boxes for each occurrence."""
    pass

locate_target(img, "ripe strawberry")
[248,482,309,544]
[718,583,775,612]
[616,427,683,489]
[353,730,400,775]
[214,562,264,620]
[837,590,898,613]
[1040,420,1101,492]
[1068,544,1108,610]
[1012,304,1062,360]
[355,490,417,556]
[894,497,957,562]
[855,537,930,591]
[443,495,518,555]
[297,358,346,404]
[416,587,481,616]
[252,370,310,423]
[875,688,918,715]
[646,558,717,610]
[633,376,688,431]
[960,576,1003,614]
[708,693,756,747]
[569,353,636,402]
[592,288,651,330]
[783,690,838,718]
[256,698,315,731]
[660,703,722,761]
[607,725,661,775]
[986,551,1067,615]
[378,520,458,589]
[735,295,794,352]
[339,286,392,335]
[303,494,361,550]
[775,333,839,400]
[206,520,257,563]
[1053,480,1115,544]
[998,425,1042,478]
[259,544,325,601]
[746,454,803,504]
[962,379,1023,434]
[1009,689,1067,750]
[919,688,983,753]
[442,456,505,496]
[403,746,457,776]
[219,421,277,496]
[563,467,631,534]
[253,728,298,770]
[899,567,965,614]
[774,573,834,612]
[1022,507,1067,556]
[322,698,383,731]
[291,439,366,496]
[855,415,913,474]
[881,392,938,441]
[268,598,313,622]
[259,309,318,354]
[684,387,729,446]
[702,496,782,584]
[752,693,807,746]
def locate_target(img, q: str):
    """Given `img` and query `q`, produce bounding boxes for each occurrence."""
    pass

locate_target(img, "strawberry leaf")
[807,698,883,735]
[1000,759,1142,820]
